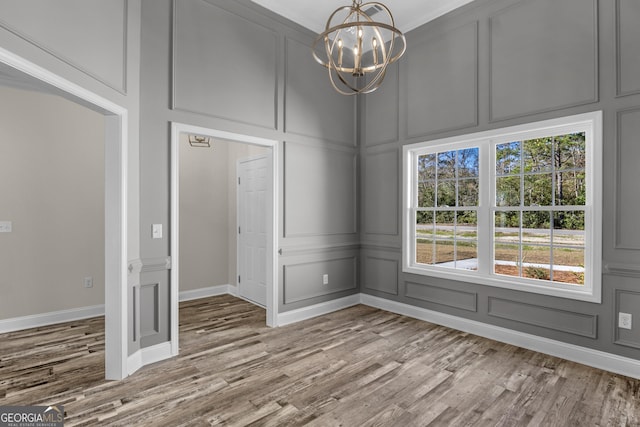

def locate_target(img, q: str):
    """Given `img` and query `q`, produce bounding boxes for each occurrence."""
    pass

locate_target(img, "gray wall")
[361,0,640,359]
[0,86,104,320]
[138,0,360,343]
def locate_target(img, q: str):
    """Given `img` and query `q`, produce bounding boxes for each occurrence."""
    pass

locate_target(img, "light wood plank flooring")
[1,295,639,426]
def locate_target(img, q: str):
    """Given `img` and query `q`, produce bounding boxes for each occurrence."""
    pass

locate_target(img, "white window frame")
[403,111,602,303]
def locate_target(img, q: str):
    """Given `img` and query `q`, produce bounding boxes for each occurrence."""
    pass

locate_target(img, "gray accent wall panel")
[284,142,356,237]
[283,256,357,304]
[363,256,399,295]
[488,297,598,339]
[364,148,399,236]
[172,0,278,129]
[364,62,399,146]
[616,108,640,249]
[489,0,598,121]
[0,0,128,92]
[406,21,478,138]
[616,0,640,97]
[405,281,477,312]
[614,289,640,349]
[140,283,159,338]
[284,37,355,145]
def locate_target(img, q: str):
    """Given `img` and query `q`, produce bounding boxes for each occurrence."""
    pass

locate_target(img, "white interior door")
[237,155,268,306]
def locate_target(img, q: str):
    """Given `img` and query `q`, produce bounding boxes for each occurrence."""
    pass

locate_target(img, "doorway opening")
[0,48,128,379]
[170,122,278,356]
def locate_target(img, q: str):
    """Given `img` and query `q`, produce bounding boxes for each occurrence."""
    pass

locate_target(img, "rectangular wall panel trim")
[614,289,640,349]
[282,256,358,304]
[488,0,599,122]
[488,297,598,339]
[405,281,477,312]
[0,1,128,93]
[171,0,278,130]
[363,256,399,296]
[615,107,640,249]
[616,0,640,97]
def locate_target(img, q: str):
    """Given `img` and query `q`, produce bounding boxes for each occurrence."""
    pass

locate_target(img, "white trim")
[361,294,640,380]
[127,342,173,376]
[178,285,234,302]
[276,294,361,327]
[0,47,129,380]
[403,111,603,303]
[0,305,105,334]
[170,122,279,360]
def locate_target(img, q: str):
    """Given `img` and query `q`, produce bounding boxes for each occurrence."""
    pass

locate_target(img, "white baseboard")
[276,294,361,327]
[360,294,640,380]
[127,341,174,376]
[178,284,233,302]
[0,305,105,334]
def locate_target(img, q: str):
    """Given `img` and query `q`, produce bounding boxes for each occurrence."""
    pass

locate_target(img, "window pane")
[522,246,551,280]
[418,181,436,207]
[523,210,550,230]
[524,174,552,206]
[553,211,584,247]
[457,148,479,178]
[523,138,553,172]
[416,211,434,238]
[552,247,585,285]
[437,180,456,207]
[494,243,520,277]
[555,171,585,206]
[435,211,455,239]
[554,133,585,170]
[456,240,477,270]
[495,211,520,242]
[418,154,436,180]
[437,151,456,179]
[416,239,434,265]
[456,211,477,240]
[435,240,455,264]
[496,141,521,175]
[458,178,479,206]
[496,176,521,207]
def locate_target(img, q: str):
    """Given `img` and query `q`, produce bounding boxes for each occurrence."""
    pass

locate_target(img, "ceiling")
[250,0,476,34]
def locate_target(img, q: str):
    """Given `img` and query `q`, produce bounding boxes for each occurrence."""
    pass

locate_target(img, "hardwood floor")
[1,295,638,426]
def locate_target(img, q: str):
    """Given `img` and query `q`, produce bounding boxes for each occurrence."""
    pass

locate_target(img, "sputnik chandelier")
[312,0,407,95]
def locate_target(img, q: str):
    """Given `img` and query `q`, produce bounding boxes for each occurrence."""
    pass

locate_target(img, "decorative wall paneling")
[284,37,355,146]
[172,0,278,129]
[487,297,598,339]
[283,141,357,237]
[405,21,479,138]
[363,62,400,146]
[489,0,598,121]
[616,0,640,97]
[614,288,640,349]
[0,0,128,92]
[615,107,640,249]
[282,253,358,305]
[363,255,399,296]
[363,147,400,236]
[360,0,640,363]
[406,281,477,312]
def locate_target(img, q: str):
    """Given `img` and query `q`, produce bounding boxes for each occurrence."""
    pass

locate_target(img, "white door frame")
[237,154,270,307]
[0,47,130,380]
[170,122,279,355]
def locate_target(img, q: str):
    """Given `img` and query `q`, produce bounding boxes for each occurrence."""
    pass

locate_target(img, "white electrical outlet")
[619,312,632,330]
[84,277,94,288]
[323,274,329,285]
[0,221,12,233]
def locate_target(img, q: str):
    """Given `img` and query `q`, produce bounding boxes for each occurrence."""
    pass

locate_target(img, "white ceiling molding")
[251,0,476,34]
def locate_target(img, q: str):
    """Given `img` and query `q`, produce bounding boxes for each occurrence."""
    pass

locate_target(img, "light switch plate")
[0,221,12,233]
[152,224,163,239]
